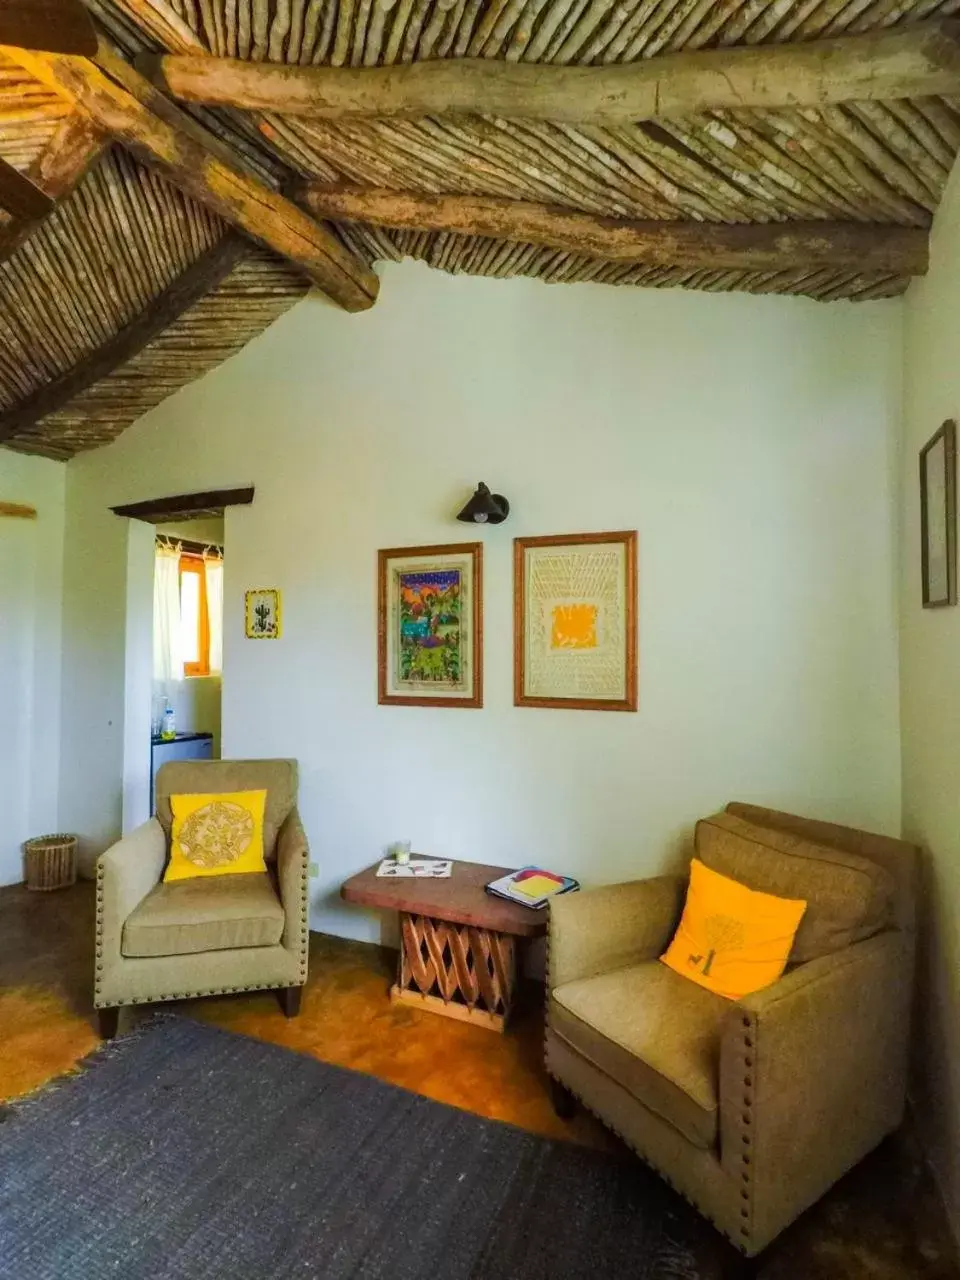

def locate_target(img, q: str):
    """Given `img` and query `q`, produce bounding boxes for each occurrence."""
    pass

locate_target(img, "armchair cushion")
[551,961,729,1149]
[155,759,297,861]
[696,812,895,962]
[121,873,284,958]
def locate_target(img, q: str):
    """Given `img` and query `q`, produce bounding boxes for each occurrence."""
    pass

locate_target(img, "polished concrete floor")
[1,881,957,1280]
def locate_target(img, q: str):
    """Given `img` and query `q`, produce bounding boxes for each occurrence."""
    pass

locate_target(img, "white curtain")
[153,549,183,681]
[206,558,224,675]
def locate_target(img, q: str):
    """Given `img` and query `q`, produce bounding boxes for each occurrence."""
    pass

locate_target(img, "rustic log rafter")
[0,157,53,222]
[302,186,930,275]
[0,234,249,445]
[0,113,108,263]
[7,42,379,312]
[0,4,955,458]
[145,21,960,124]
[0,0,97,56]
[111,486,255,522]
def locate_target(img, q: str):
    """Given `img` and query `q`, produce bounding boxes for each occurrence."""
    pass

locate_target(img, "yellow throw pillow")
[661,858,807,1001]
[163,790,268,883]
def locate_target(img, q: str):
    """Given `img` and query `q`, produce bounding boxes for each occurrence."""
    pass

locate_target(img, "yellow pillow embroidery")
[163,790,268,883]
[661,858,807,1001]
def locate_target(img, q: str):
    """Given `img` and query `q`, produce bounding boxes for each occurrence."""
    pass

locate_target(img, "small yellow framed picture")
[245,588,282,639]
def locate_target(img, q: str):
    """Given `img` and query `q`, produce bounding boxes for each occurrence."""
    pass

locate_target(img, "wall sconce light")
[456,482,510,525]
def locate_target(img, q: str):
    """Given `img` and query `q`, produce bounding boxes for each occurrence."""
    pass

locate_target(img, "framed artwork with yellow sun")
[513,530,637,711]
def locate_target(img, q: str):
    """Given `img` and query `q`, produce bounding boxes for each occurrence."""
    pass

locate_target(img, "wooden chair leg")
[277,986,303,1018]
[721,1246,761,1279]
[97,1007,119,1040]
[549,1076,577,1120]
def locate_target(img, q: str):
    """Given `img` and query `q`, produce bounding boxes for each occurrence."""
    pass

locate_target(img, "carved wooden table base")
[391,912,518,1033]
[341,857,545,1034]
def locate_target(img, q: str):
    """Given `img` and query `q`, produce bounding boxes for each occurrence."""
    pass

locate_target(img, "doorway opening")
[151,517,224,813]
[117,487,252,833]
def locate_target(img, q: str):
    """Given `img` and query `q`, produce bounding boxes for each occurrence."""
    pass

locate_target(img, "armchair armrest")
[719,930,911,1242]
[276,807,310,968]
[548,876,686,989]
[94,819,166,1008]
[96,819,167,958]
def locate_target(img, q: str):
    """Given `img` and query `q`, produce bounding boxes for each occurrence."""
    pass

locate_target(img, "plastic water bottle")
[161,701,176,741]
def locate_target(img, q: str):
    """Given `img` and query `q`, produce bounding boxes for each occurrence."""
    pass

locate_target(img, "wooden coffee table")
[341,859,547,1032]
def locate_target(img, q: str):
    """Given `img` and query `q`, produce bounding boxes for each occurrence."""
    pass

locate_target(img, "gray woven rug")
[0,1016,713,1279]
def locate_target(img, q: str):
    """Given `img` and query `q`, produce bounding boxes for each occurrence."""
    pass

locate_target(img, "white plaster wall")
[60,264,902,937]
[902,159,960,1234]
[123,520,155,834]
[0,452,65,883]
[59,460,132,873]
[160,516,224,544]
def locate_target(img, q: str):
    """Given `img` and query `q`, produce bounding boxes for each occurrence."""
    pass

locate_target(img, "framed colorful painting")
[378,543,483,708]
[514,530,637,711]
[245,588,282,639]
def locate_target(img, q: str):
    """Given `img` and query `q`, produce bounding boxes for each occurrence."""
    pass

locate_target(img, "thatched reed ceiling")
[0,0,959,458]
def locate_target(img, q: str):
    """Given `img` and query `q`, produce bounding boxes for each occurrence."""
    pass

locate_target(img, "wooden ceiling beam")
[144,20,960,124]
[0,156,53,221]
[0,113,108,263]
[112,488,255,522]
[0,0,97,56]
[0,234,249,446]
[8,43,379,312]
[300,186,929,275]
[27,112,110,196]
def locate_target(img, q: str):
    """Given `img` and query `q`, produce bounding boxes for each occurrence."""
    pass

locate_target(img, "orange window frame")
[179,554,210,678]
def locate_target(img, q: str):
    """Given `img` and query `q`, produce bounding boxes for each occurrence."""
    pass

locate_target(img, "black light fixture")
[456,482,510,525]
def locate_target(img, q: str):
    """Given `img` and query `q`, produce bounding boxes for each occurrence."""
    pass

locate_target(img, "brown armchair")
[94,759,310,1038]
[545,803,918,1259]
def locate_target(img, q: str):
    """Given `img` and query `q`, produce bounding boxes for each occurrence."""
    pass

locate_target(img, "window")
[179,554,210,677]
[155,544,223,682]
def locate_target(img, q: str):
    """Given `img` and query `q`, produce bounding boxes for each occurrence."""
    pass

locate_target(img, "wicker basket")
[23,833,78,891]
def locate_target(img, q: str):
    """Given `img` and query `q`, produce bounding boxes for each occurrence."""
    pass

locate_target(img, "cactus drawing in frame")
[245,588,282,639]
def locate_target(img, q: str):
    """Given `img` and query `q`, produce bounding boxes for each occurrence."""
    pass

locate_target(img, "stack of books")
[485,866,579,910]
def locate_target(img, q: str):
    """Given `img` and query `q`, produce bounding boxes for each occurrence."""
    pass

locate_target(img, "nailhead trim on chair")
[547,1057,750,1254]
[94,842,313,1011]
[94,857,106,1003]
[737,1012,756,1248]
[93,979,304,1010]
[299,849,310,977]
[542,904,754,1257]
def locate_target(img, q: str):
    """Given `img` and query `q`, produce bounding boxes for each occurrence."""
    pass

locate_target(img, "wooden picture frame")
[514,530,637,711]
[378,542,483,708]
[920,420,957,609]
[245,588,282,638]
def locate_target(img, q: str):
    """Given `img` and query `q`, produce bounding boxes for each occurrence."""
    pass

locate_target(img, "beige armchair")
[94,759,310,1039]
[545,803,918,1261]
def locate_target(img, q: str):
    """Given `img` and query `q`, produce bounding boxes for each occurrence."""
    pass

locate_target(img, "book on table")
[485,866,579,910]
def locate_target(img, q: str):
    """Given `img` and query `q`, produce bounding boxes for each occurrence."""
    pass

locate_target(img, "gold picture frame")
[245,588,282,639]
[514,530,637,711]
[378,543,483,707]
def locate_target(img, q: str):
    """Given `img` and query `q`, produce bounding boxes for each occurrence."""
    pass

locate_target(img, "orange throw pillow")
[661,858,807,1001]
